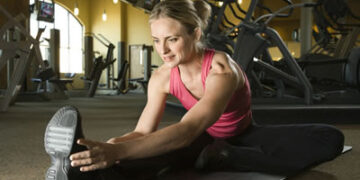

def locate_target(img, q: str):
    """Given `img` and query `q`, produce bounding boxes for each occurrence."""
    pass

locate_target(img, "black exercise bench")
[31,68,73,99]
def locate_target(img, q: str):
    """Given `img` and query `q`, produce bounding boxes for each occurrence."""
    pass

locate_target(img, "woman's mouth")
[163,55,175,62]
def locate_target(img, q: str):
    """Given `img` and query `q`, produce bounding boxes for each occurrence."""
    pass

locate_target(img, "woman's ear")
[194,27,202,41]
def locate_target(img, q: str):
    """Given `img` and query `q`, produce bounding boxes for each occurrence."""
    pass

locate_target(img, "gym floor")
[0,92,359,180]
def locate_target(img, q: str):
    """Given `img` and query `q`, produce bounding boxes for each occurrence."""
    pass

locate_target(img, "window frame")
[30,2,84,73]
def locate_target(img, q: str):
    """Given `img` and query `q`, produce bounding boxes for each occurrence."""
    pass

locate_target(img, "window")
[30,1,83,73]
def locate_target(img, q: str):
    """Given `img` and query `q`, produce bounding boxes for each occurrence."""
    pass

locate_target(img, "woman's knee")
[311,124,344,158]
[328,125,345,156]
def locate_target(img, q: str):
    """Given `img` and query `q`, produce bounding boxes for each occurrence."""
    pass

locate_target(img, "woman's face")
[150,17,197,68]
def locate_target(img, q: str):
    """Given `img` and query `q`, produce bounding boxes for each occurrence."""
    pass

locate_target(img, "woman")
[49,0,344,179]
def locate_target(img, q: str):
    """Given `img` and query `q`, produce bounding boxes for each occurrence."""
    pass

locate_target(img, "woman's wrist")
[107,132,144,144]
[114,142,130,161]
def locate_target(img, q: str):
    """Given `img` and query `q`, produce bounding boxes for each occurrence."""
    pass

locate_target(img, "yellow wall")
[125,4,161,66]
[89,1,161,85]
[52,0,161,88]
[90,0,122,76]
[56,0,126,88]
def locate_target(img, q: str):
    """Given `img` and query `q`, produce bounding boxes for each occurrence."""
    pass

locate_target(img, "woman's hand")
[69,139,118,172]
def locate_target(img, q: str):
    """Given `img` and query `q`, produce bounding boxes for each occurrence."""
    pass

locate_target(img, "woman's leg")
[107,132,214,179]
[197,123,344,176]
[64,132,213,180]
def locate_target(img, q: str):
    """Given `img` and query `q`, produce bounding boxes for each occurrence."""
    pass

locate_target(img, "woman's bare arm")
[70,52,244,172]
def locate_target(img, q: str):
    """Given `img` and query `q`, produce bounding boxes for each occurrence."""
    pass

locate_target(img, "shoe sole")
[44,106,79,180]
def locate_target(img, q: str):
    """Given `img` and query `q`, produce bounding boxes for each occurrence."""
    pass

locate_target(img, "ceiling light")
[74,3,79,16]
[102,9,107,21]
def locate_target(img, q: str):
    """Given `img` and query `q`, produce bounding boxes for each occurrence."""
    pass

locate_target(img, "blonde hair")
[149,0,211,35]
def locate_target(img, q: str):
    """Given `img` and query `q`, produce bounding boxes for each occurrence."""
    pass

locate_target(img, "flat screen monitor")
[37,1,55,23]
[144,0,160,11]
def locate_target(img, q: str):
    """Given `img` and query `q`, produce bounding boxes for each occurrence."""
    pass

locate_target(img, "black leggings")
[87,123,344,179]
[222,123,344,176]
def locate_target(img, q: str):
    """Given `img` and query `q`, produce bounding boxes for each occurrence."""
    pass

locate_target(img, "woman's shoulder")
[209,50,245,89]
[152,64,172,78]
[210,50,235,73]
[149,64,172,93]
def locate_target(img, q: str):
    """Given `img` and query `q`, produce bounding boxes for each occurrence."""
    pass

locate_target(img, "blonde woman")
[44,1,344,179]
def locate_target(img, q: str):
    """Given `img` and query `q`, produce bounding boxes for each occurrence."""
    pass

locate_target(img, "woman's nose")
[159,42,170,55]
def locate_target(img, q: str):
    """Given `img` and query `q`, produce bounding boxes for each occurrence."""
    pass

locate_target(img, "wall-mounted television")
[127,0,138,4]
[37,1,55,23]
[144,0,160,11]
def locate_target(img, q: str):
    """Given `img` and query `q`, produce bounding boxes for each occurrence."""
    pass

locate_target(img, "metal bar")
[244,0,258,22]
[254,57,301,89]
[98,34,113,45]
[0,28,44,111]
[265,27,313,104]
[0,50,14,70]
[91,33,108,47]
[0,50,31,111]
[0,42,31,52]
[0,5,38,44]
[300,0,313,56]
[210,1,228,34]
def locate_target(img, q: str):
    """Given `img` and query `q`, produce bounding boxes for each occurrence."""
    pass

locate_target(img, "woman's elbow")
[107,137,120,144]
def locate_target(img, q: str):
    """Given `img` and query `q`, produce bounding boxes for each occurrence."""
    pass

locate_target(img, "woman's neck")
[178,48,204,77]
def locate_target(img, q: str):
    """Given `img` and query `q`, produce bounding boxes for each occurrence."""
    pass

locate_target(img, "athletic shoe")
[44,105,86,180]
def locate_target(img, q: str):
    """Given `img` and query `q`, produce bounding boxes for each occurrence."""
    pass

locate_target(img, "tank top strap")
[201,49,216,87]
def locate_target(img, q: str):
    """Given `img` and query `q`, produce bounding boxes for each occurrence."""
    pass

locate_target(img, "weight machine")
[205,0,316,104]
[82,33,116,97]
[0,5,46,111]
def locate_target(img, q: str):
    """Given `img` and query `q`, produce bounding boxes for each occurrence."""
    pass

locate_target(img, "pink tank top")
[169,49,252,139]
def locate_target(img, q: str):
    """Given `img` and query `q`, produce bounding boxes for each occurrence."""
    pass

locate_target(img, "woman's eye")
[153,39,159,43]
[169,38,177,42]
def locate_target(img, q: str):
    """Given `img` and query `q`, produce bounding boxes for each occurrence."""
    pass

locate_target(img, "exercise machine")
[31,66,74,100]
[0,5,46,112]
[112,60,134,94]
[82,33,116,97]
[128,44,155,94]
[300,0,360,90]
[82,56,116,97]
[205,0,316,104]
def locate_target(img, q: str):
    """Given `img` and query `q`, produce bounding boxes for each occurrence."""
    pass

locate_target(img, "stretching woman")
[44,0,344,179]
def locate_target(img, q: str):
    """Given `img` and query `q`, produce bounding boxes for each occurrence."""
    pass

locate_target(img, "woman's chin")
[164,61,178,68]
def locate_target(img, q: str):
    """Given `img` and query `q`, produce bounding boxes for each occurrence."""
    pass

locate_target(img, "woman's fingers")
[70,146,100,159]
[68,139,116,171]
[70,146,102,167]
[80,161,109,172]
[77,138,98,149]
[71,155,102,167]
